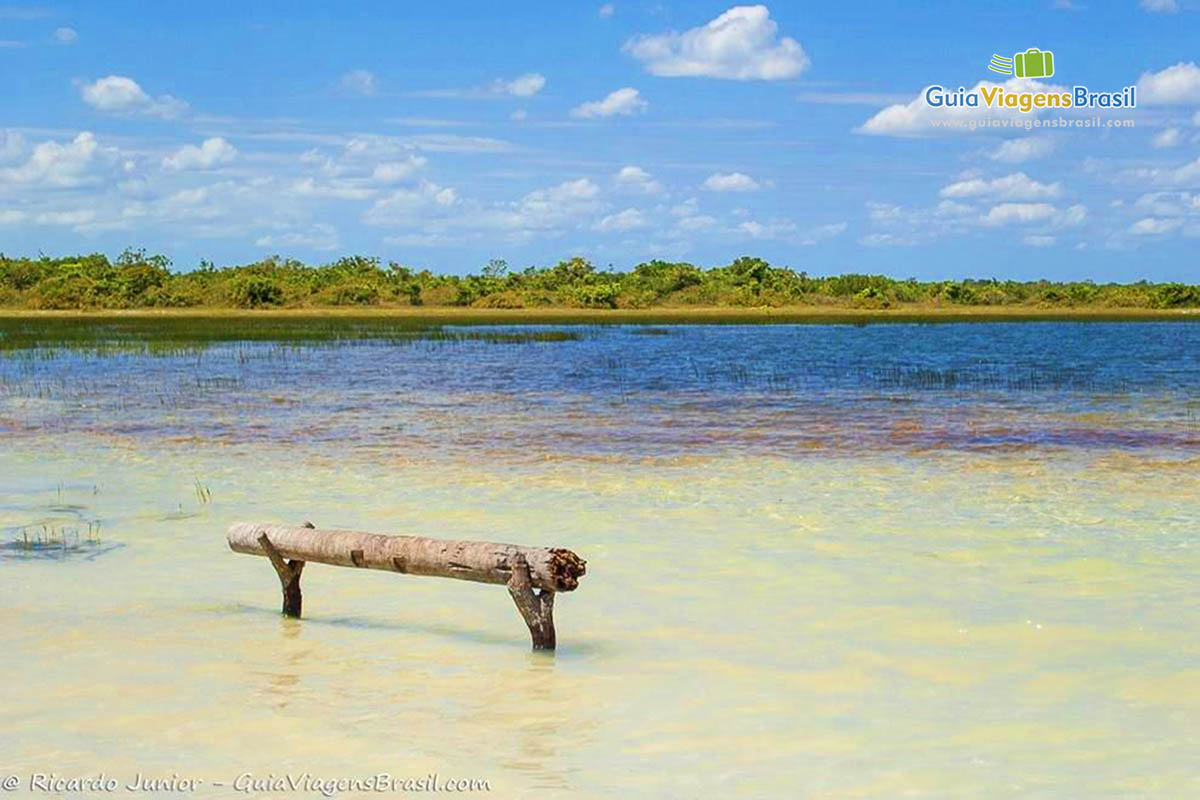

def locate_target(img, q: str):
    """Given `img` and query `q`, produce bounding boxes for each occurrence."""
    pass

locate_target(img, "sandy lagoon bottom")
[0,433,1196,799]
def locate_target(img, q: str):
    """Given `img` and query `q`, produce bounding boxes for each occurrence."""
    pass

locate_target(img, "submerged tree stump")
[228,522,586,651]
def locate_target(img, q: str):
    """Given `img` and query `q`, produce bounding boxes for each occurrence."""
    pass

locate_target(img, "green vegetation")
[2,249,1199,312]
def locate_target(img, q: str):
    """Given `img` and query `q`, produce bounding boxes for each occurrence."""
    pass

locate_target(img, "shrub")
[571,282,619,309]
[1152,283,1200,308]
[231,276,283,308]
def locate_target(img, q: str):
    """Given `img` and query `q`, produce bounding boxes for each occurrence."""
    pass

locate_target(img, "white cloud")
[936,199,975,216]
[614,165,663,194]
[1129,216,1182,234]
[364,177,603,240]
[595,208,648,231]
[702,171,760,192]
[404,134,511,153]
[371,155,427,183]
[256,223,339,251]
[738,219,793,238]
[857,77,1067,137]
[982,203,1054,226]
[363,180,461,226]
[0,131,105,187]
[340,69,379,97]
[0,210,27,224]
[980,202,1085,226]
[1136,63,1200,105]
[1124,154,1200,186]
[570,87,648,118]
[79,75,187,118]
[1059,204,1088,226]
[940,172,1061,200]
[676,214,718,231]
[1023,234,1057,247]
[493,73,545,97]
[53,26,77,44]
[736,218,845,243]
[989,136,1056,163]
[798,222,847,244]
[1133,191,1200,215]
[510,109,528,121]
[162,137,237,171]
[1140,0,1179,12]
[599,3,614,17]
[1152,127,1183,148]
[35,209,96,227]
[624,5,809,81]
[290,176,374,200]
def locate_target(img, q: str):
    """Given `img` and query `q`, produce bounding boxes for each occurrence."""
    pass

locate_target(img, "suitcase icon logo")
[988,48,1055,79]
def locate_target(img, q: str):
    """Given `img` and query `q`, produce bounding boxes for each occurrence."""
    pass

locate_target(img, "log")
[228,523,585,592]
[227,522,586,650]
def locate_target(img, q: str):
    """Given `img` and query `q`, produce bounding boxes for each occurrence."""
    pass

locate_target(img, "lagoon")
[1,320,1198,797]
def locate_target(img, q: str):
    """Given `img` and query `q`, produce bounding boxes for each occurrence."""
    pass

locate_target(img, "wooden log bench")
[228,522,587,650]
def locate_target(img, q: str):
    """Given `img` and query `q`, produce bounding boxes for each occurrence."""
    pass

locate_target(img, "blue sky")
[1,1,1199,280]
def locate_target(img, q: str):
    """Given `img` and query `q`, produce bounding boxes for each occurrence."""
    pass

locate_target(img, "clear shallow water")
[1,322,1198,797]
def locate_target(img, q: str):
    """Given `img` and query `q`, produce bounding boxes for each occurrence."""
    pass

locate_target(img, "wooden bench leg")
[258,533,306,618]
[507,554,556,651]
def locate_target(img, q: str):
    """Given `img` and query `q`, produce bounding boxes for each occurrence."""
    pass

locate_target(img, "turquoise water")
[1,322,1198,797]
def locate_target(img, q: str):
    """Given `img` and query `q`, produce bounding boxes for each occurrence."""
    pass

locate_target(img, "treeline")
[1,250,1198,310]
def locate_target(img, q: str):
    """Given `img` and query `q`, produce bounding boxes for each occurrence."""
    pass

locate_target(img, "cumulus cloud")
[54,26,77,44]
[989,136,1056,163]
[981,202,1086,227]
[624,5,809,80]
[571,87,648,118]
[363,181,461,226]
[364,177,604,240]
[289,176,374,200]
[1152,127,1183,148]
[702,171,760,192]
[675,213,718,231]
[797,221,848,244]
[1140,0,1179,12]
[162,137,237,171]
[35,209,97,227]
[599,3,614,17]
[1137,62,1200,105]
[940,172,1061,200]
[340,69,379,97]
[1123,154,1200,186]
[614,165,663,194]
[1133,191,1200,216]
[79,75,187,118]
[0,131,106,187]
[371,155,427,183]
[857,77,1067,137]
[1129,216,1181,234]
[256,223,340,251]
[492,73,546,97]
[595,208,648,231]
